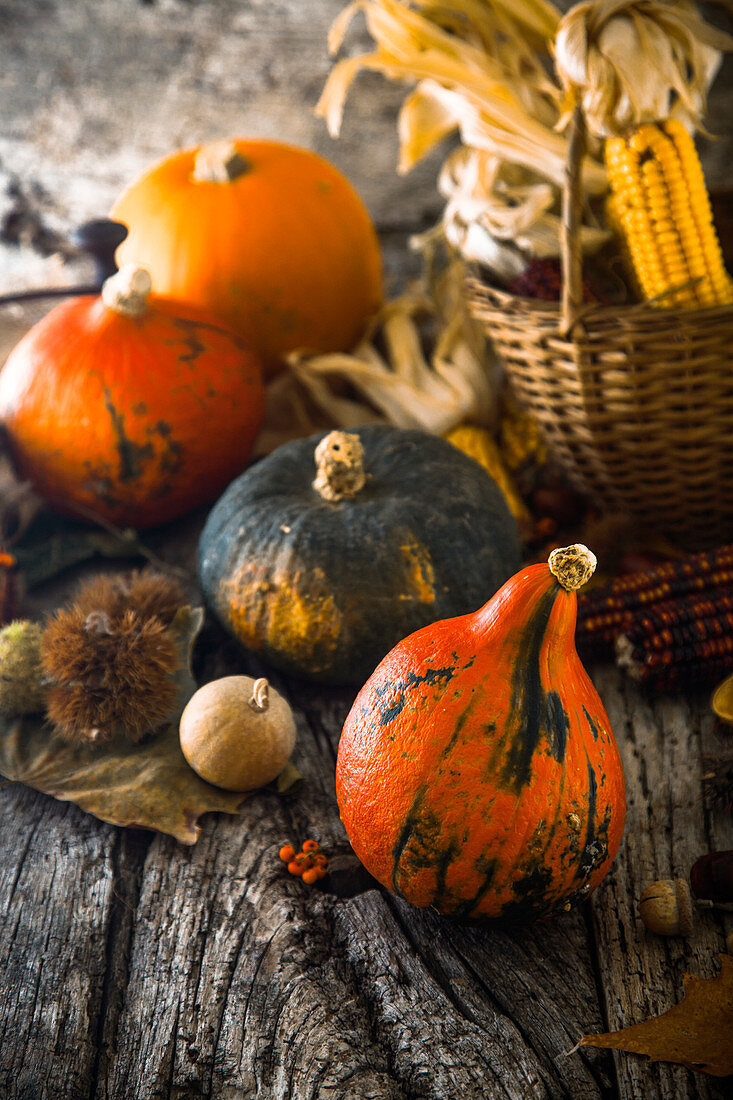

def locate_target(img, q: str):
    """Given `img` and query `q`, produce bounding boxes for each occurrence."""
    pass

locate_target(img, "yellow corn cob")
[605,191,646,303]
[665,119,733,306]
[498,389,548,472]
[445,424,531,527]
[604,123,733,309]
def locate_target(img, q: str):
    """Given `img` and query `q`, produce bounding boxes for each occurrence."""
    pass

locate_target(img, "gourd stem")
[192,141,251,183]
[249,678,269,712]
[101,264,152,318]
[548,543,597,591]
[312,431,366,502]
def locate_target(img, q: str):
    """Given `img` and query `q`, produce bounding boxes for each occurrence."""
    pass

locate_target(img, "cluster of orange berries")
[279,839,328,885]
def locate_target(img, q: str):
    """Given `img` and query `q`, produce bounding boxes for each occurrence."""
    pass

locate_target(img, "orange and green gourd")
[336,544,626,922]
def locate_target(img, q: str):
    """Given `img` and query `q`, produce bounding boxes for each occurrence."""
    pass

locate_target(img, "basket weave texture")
[464,109,733,550]
[466,281,733,548]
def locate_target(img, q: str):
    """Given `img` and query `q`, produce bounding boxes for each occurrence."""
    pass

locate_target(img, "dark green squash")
[198,425,521,684]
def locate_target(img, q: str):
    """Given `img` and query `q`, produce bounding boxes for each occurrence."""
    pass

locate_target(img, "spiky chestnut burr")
[40,570,184,745]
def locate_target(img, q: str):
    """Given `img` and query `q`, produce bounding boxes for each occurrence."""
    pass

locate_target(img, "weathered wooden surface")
[2,2,733,1097]
[589,671,733,1100]
[1,512,732,1100]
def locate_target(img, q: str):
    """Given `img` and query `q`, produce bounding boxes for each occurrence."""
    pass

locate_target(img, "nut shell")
[639,877,694,936]
[179,675,296,791]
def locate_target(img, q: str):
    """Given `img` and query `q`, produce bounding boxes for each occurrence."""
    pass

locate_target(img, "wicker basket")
[465,109,733,550]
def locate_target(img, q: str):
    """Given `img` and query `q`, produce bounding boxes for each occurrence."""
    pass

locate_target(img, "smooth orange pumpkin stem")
[548,543,597,591]
[312,430,366,502]
[192,141,251,183]
[101,264,152,318]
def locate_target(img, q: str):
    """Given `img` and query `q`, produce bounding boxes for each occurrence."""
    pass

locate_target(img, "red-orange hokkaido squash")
[0,265,265,529]
[336,544,626,922]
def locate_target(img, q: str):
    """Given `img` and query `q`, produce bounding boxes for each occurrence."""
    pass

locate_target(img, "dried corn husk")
[255,260,499,453]
[413,144,609,271]
[554,0,733,137]
[318,0,608,271]
[321,0,568,166]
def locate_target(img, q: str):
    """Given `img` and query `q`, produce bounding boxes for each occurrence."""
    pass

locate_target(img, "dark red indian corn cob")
[507,258,605,302]
[620,588,733,651]
[613,587,733,690]
[577,543,733,661]
[617,637,733,692]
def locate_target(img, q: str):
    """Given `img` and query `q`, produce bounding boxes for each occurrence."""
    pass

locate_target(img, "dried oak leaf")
[0,607,247,843]
[0,714,245,844]
[581,954,733,1078]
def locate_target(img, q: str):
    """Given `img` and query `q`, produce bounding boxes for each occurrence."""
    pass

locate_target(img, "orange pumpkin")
[111,139,383,369]
[336,544,626,922]
[0,266,265,529]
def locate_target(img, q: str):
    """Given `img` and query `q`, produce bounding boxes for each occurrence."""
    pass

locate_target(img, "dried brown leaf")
[276,761,304,793]
[581,954,733,1078]
[12,522,145,589]
[0,714,246,844]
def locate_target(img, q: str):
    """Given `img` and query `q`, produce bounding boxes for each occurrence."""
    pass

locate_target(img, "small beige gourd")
[179,675,296,791]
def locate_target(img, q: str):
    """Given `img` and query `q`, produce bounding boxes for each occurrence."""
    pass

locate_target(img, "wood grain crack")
[91,829,152,1100]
